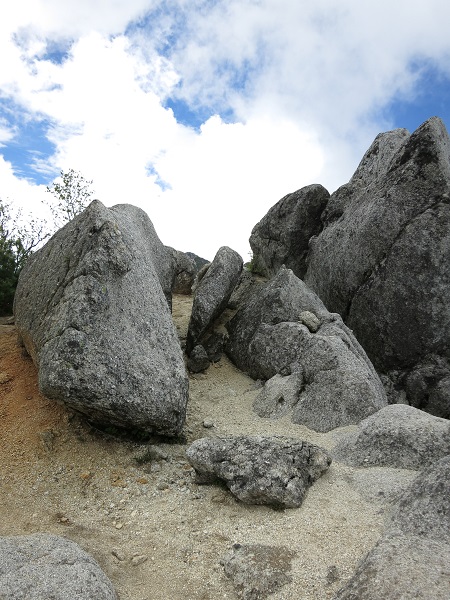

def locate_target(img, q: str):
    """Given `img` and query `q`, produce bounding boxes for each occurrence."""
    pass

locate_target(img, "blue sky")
[1,1,450,260]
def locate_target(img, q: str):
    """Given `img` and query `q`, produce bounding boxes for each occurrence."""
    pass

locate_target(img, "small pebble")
[203,419,214,429]
[112,549,126,561]
[131,554,148,566]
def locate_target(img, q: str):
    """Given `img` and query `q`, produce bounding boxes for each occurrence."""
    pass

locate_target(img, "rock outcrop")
[304,117,450,416]
[14,200,188,436]
[334,456,450,599]
[250,184,330,278]
[167,247,196,295]
[332,404,450,469]
[186,246,243,354]
[226,267,387,432]
[186,436,331,508]
[0,533,117,600]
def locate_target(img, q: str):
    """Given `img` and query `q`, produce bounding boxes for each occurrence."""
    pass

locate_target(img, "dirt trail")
[0,296,415,599]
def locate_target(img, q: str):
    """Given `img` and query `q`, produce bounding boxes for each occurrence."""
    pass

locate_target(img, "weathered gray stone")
[333,533,450,600]
[0,533,117,600]
[186,246,243,354]
[253,372,303,419]
[249,184,330,278]
[390,455,450,541]
[167,247,196,295]
[14,200,188,436]
[203,331,226,363]
[187,344,210,373]
[333,404,450,469]
[334,456,450,600]
[305,118,450,416]
[404,356,450,419]
[221,543,295,600]
[227,267,386,432]
[227,269,266,311]
[186,436,331,508]
[299,310,320,332]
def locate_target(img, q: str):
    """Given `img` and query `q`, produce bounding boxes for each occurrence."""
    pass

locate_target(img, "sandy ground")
[0,294,417,599]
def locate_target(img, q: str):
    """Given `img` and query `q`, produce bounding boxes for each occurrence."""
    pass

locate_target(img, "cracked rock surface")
[226,267,386,431]
[0,533,118,600]
[186,435,332,508]
[304,117,450,414]
[13,200,188,436]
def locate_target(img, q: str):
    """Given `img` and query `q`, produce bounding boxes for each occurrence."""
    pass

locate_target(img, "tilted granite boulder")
[334,456,450,600]
[305,117,450,416]
[226,267,387,432]
[186,246,243,354]
[332,404,450,469]
[186,436,331,508]
[0,533,117,600]
[14,200,188,436]
[250,184,330,279]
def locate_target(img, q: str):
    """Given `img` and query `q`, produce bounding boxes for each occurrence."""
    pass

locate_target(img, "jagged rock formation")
[186,251,210,271]
[226,267,387,431]
[333,404,450,469]
[0,534,117,599]
[304,117,450,416]
[249,117,450,417]
[14,200,188,436]
[186,246,243,355]
[249,184,330,278]
[186,436,331,508]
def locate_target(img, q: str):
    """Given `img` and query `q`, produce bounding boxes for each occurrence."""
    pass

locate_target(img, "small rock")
[299,310,320,332]
[131,554,148,566]
[0,372,12,384]
[111,549,126,561]
[203,419,215,429]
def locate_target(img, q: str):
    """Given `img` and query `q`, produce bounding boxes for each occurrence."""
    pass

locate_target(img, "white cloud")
[1,1,450,261]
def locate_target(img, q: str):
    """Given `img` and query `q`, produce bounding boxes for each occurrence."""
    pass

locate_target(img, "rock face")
[221,543,295,600]
[0,533,117,600]
[226,267,387,432]
[167,247,196,295]
[186,436,331,508]
[186,246,243,354]
[250,184,330,278]
[14,200,188,436]
[332,404,450,469]
[334,456,450,600]
[304,117,450,416]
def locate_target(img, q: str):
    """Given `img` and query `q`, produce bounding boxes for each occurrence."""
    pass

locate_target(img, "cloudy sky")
[1,1,450,261]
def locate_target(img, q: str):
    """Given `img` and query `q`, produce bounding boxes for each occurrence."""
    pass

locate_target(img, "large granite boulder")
[250,184,330,278]
[333,404,450,469]
[186,246,243,354]
[304,117,450,416]
[334,456,450,599]
[14,200,188,436]
[0,533,117,600]
[187,436,331,508]
[166,247,196,295]
[226,267,387,432]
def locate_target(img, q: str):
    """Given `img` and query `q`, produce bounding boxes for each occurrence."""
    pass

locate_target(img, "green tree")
[46,168,95,230]
[0,201,49,315]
